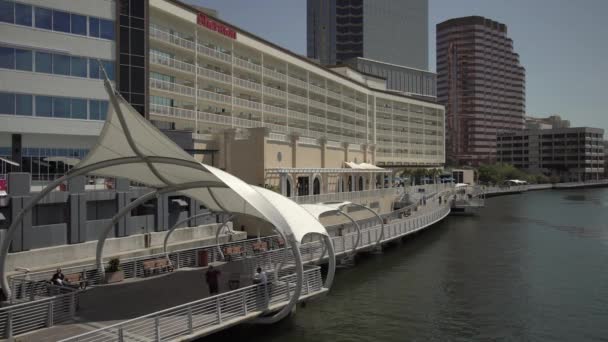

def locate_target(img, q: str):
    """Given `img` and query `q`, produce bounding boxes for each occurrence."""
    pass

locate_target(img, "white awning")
[71,77,328,243]
[344,161,384,170]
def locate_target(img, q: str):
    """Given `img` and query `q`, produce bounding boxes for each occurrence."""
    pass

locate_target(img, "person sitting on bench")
[50,268,78,289]
[51,268,65,286]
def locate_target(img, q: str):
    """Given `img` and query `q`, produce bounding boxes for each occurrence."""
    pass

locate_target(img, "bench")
[252,241,268,252]
[223,246,244,261]
[142,258,174,277]
[64,273,87,290]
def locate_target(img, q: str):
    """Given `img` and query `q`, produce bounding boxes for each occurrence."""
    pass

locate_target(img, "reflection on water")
[203,188,608,342]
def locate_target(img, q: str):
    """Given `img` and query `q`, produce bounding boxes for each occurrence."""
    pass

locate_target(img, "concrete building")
[525,114,570,130]
[307,0,428,69]
[497,127,604,181]
[437,16,526,166]
[344,57,436,98]
[1,0,446,185]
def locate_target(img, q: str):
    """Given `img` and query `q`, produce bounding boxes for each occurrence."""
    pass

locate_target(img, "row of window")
[0,45,114,80]
[0,147,89,158]
[0,0,114,40]
[0,92,108,120]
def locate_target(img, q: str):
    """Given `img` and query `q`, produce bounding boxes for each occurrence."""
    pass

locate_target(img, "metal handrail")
[58,267,322,342]
[4,200,452,340]
[0,290,78,339]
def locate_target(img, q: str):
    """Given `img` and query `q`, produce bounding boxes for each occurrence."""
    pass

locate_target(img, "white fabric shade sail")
[71,79,329,243]
[300,202,352,219]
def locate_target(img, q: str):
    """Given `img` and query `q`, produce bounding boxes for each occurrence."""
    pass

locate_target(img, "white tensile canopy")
[300,202,352,219]
[72,78,328,244]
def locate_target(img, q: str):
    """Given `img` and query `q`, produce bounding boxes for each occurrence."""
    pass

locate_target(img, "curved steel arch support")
[0,156,208,299]
[321,233,336,289]
[337,210,361,257]
[214,214,236,262]
[251,235,303,325]
[344,203,384,247]
[95,181,226,280]
[163,211,219,262]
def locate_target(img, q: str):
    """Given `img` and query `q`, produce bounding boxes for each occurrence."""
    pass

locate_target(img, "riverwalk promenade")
[1,187,453,341]
[481,179,608,197]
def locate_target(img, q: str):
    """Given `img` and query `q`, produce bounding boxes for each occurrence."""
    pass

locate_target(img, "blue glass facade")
[0,0,114,40]
[0,45,114,80]
[0,91,108,121]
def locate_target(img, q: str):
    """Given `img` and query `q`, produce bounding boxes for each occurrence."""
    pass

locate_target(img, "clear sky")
[193,0,608,130]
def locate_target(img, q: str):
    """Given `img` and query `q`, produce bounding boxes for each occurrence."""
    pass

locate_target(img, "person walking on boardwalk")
[205,265,221,295]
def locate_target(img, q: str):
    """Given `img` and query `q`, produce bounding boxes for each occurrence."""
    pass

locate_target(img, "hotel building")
[437,16,526,166]
[1,0,445,195]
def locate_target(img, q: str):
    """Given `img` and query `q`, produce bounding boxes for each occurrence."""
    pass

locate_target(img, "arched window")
[358,176,363,191]
[286,178,292,197]
[313,177,321,195]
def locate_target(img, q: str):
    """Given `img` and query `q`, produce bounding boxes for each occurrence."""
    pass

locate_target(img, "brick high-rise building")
[437,16,526,166]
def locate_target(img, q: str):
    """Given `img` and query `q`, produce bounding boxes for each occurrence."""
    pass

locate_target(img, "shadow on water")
[202,220,452,342]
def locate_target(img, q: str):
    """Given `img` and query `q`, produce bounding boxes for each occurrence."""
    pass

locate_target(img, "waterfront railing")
[3,196,453,340]
[57,266,323,342]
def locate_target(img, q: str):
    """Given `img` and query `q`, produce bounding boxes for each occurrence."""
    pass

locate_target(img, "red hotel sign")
[197,13,237,39]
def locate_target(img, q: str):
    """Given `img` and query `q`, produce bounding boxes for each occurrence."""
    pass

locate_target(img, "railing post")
[305,273,311,295]
[242,290,248,315]
[118,327,124,342]
[6,309,13,339]
[155,316,161,341]
[285,280,290,301]
[70,292,76,318]
[216,297,222,324]
[187,306,193,334]
[176,252,181,269]
[47,299,54,328]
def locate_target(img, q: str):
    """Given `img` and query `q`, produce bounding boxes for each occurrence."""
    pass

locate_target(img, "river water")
[207,188,608,341]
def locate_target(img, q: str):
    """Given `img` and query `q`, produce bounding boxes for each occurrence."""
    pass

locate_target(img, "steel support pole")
[162,211,218,261]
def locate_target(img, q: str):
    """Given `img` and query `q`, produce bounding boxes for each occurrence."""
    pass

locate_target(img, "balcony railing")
[150,53,195,74]
[234,77,262,92]
[234,56,262,73]
[263,67,286,81]
[198,66,232,84]
[150,104,196,121]
[288,76,308,89]
[149,26,195,51]
[198,89,232,105]
[149,79,195,98]
[309,83,326,95]
[288,92,308,105]
[263,85,286,99]
[263,104,287,116]
[288,110,308,121]
[197,44,232,63]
